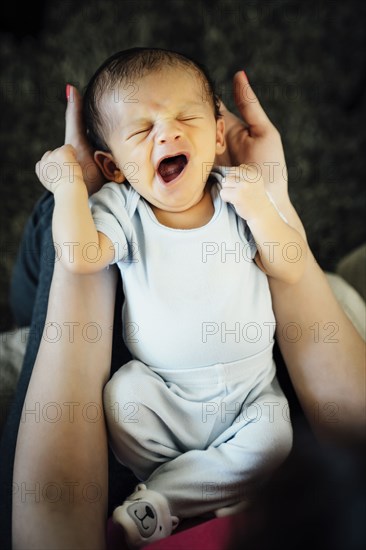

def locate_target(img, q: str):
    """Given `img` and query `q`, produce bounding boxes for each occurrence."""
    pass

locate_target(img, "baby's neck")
[151,181,215,229]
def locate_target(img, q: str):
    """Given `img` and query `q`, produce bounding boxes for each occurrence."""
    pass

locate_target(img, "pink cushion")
[107,514,247,550]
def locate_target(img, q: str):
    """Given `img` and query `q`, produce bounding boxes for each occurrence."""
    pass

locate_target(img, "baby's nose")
[156,121,182,144]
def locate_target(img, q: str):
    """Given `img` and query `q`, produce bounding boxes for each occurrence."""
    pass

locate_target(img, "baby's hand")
[35,144,85,194]
[220,164,272,221]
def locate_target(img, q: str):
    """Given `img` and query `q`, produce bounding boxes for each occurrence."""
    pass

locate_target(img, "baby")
[37,47,306,548]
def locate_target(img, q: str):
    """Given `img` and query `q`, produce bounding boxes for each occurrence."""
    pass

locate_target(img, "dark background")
[1,0,365,331]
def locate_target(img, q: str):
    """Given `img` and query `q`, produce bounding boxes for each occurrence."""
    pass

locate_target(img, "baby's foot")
[112,484,179,549]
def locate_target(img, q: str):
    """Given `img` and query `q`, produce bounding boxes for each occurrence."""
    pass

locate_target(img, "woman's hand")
[64,85,106,195]
[217,70,307,239]
[216,71,289,209]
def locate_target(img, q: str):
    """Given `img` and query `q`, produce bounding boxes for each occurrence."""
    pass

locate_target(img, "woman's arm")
[217,71,365,442]
[270,238,365,442]
[12,240,117,548]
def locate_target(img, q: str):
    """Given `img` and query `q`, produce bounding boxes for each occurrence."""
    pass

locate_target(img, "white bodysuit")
[90,166,293,517]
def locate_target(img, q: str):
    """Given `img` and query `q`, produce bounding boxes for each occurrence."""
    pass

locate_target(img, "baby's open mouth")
[158,154,188,183]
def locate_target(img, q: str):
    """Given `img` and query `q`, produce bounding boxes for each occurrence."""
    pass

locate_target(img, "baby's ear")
[94,151,126,183]
[215,117,226,155]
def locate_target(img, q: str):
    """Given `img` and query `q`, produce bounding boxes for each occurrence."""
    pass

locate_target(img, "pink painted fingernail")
[66,84,71,101]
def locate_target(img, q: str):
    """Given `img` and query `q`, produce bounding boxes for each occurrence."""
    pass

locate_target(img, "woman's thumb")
[233,70,270,130]
[64,84,84,145]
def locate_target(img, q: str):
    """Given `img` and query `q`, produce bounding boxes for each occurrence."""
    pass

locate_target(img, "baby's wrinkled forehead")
[107,66,208,107]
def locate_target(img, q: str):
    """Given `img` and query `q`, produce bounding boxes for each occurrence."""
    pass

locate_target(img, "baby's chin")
[149,194,208,214]
[148,189,214,229]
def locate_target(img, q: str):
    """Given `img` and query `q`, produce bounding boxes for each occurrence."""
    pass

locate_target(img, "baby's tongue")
[158,155,186,182]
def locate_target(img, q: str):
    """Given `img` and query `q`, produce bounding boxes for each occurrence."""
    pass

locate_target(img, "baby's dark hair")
[83,47,222,152]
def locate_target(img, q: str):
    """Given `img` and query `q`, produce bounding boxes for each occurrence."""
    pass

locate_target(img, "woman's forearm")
[12,262,117,549]
[270,226,365,442]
